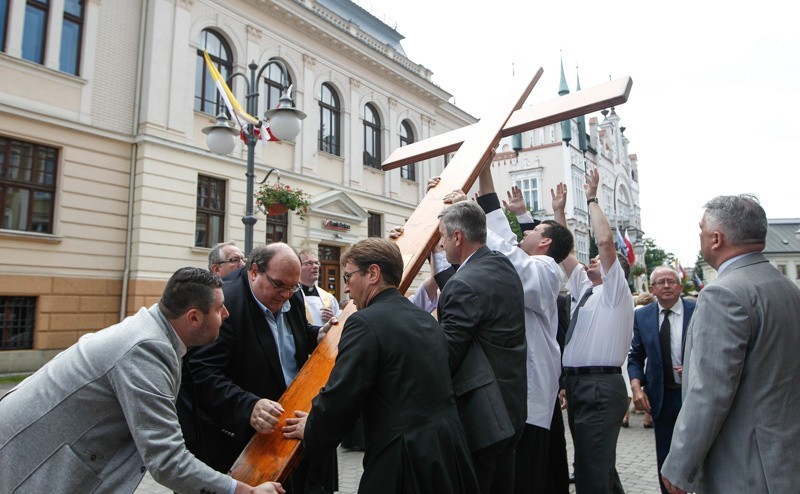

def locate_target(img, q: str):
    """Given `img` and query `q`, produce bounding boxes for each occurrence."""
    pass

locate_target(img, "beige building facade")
[488,105,644,290]
[0,0,475,371]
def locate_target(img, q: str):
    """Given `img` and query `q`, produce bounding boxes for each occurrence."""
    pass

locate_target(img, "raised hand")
[584,168,600,199]
[502,185,527,215]
[551,182,568,212]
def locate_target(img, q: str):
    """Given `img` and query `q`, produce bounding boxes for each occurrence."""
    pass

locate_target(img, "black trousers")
[472,428,523,494]
[565,373,627,494]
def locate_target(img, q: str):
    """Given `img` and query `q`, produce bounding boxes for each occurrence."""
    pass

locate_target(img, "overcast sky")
[365,0,799,267]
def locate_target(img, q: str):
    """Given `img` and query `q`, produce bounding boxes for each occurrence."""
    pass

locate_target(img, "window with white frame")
[513,175,541,212]
[399,120,416,181]
[195,29,233,116]
[16,0,84,75]
[363,103,381,169]
[572,171,586,210]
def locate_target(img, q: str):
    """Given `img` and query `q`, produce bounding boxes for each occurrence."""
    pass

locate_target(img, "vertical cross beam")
[229,70,633,485]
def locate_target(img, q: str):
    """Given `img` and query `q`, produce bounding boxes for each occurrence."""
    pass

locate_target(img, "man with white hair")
[628,266,695,493]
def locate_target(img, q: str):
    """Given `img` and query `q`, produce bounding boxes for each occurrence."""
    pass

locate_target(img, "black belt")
[563,366,621,376]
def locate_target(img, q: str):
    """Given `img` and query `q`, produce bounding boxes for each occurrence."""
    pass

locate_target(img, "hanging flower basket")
[255,181,311,221]
[267,203,289,216]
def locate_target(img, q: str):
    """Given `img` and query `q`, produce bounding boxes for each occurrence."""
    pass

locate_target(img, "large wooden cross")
[229,69,633,485]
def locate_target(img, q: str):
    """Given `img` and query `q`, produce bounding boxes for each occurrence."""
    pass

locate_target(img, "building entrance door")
[317,245,340,302]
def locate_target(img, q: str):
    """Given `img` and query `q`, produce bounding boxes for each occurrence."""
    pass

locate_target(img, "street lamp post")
[203,59,306,257]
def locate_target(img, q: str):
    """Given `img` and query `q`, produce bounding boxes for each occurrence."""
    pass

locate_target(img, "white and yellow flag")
[203,50,259,126]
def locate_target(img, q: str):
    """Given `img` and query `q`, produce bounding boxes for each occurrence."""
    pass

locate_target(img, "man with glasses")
[208,241,247,278]
[627,267,695,494]
[283,238,479,493]
[298,249,340,325]
[178,243,337,493]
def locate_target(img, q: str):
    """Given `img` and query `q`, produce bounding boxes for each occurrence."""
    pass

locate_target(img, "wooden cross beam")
[229,69,633,485]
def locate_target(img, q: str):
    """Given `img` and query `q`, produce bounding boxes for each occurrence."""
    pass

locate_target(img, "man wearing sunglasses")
[178,242,338,493]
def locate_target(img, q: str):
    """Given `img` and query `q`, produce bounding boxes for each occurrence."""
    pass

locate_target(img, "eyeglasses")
[342,269,363,284]
[301,260,321,267]
[218,256,246,266]
[652,279,680,287]
[264,273,301,294]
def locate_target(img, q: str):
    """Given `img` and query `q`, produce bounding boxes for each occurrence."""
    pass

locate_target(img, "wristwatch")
[587,197,599,205]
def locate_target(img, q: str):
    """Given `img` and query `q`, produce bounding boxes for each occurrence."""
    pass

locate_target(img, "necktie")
[660,309,676,387]
[565,287,593,345]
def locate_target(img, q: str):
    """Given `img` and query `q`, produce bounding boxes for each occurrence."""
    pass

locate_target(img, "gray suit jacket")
[437,246,527,451]
[0,305,233,494]
[661,253,800,493]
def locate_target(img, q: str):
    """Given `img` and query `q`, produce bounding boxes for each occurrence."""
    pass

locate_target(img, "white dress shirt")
[486,209,563,429]
[658,298,685,384]
[563,260,634,367]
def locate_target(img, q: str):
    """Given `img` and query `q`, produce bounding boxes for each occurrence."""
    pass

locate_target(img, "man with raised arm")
[444,165,573,493]
[552,171,633,493]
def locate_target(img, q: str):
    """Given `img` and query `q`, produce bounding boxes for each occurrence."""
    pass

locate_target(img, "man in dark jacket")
[284,238,479,493]
[178,243,336,493]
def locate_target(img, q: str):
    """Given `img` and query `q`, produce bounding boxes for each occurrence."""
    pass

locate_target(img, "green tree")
[504,208,523,242]
[642,237,676,274]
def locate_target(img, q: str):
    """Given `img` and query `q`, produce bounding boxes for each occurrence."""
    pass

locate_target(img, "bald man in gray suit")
[661,195,800,494]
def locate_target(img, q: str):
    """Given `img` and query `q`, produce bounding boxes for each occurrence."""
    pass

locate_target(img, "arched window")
[399,120,415,181]
[195,29,232,116]
[319,83,340,156]
[363,104,381,169]
[263,61,291,113]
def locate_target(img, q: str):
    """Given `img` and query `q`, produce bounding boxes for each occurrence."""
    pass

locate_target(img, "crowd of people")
[1,165,798,494]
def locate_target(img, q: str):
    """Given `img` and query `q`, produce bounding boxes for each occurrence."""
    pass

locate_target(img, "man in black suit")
[436,200,527,494]
[283,238,479,493]
[177,242,336,493]
[628,267,695,494]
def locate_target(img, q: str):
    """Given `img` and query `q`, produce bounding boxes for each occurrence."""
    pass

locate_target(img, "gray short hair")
[208,241,238,269]
[703,194,767,246]
[438,201,486,244]
[649,266,680,285]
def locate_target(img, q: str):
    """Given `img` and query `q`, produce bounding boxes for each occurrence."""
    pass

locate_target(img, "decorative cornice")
[246,25,263,42]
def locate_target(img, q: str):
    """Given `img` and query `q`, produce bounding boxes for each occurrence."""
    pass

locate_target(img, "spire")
[558,55,570,96]
[576,65,587,152]
[559,54,571,145]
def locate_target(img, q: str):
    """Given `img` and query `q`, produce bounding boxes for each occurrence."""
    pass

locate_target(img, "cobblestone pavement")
[135,409,661,494]
[0,379,658,493]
